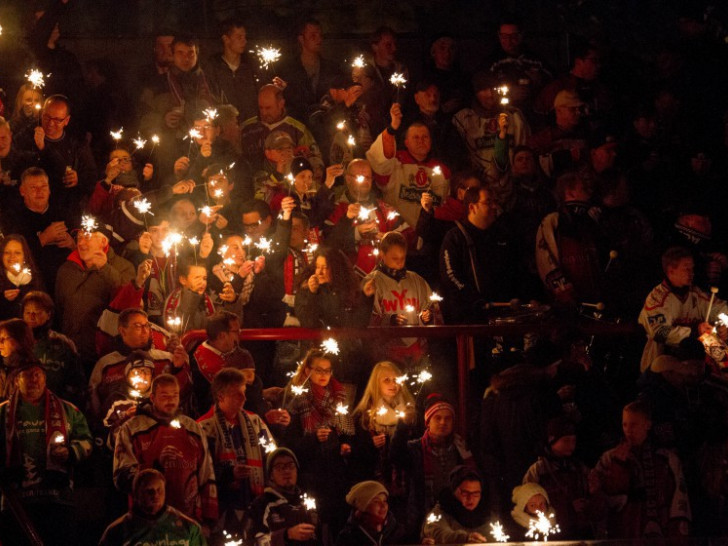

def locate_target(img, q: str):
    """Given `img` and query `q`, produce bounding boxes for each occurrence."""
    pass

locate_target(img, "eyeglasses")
[42,115,68,124]
[311,367,333,375]
[273,462,297,471]
[457,489,482,500]
[129,323,152,331]
[116,157,132,164]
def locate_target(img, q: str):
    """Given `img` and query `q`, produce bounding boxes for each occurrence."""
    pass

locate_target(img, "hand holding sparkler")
[498,112,509,139]
[389,103,403,131]
[134,259,153,289]
[174,156,191,178]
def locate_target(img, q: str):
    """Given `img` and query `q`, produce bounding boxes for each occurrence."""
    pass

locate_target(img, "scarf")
[5,388,68,473]
[639,442,661,537]
[212,404,265,498]
[421,431,474,508]
[377,262,407,282]
[6,267,32,287]
[298,379,355,436]
[439,488,490,530]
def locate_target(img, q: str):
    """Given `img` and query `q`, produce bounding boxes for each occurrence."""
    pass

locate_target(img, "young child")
[362,231,441,367]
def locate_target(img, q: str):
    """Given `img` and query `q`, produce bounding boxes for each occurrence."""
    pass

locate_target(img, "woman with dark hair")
[294,247,373,383]
[0,234,45,320]
[0,317,36,400]
[282,348,357,541]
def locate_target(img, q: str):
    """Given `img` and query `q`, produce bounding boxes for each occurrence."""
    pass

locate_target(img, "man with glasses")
[88,308,192,431]
[100,146,154,189]
[243,447,319,545]
[33,95,97,223]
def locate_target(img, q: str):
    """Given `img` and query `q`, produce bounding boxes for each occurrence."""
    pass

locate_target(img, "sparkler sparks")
[81,215,98,234]
[389,73,407,88]
[432,165,442,176]
[52,432,65,444]
[352,55,366,68]
[188,236,200,247]
[346,134,356,148]
[169,419,181,429]
[259,434,277,454]
[199,206,213,219]
[525,511,560,541]
[429,292,443,303]
[335,402,349,416]
[302,493,317,511]
[166,316,182,333]
[9,263,31,287]
[151,135,160,145]
[490,521,510,543]
[336,120,346,131]
[386,211,399,221]
[404,304,415,314]
[256,46,281,70]
[497,85,510,106]
[291,385,309,396]
[188,128,202,141]
[129,389,142,399]
[214,189,224,198]
[395,375,408,385]
[26,68,47,89]
[416,370,433,383]
[110,128,123,142]
[161,232,183,256]
[223,532,242,546]
[377,405,388,416]
[255,237,272,253]
[357,206,373,222]
[132,198,153,216]
[203,108,218,121]
[426,513,441,524]
[321,337,340,355]
[132,136,147,150]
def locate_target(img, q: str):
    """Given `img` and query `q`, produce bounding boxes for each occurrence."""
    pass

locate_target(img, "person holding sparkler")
[390,393,477,539]
[269,157,337,227]
[9,84,43,151]
[113,374,218,532]
[0,318,36,400]
[510,482,556,534]
[101,145,154,189]
[242,447,319,545]
[282,348,356,540]
[0,234,44,320]
[198,368,274,536]
[0,361,92,546]
[362,231,440,367]
[366,101,451,229]
[325,158,411,277]
[254,130,296,202]
[420,466,493,545]
[34,95,97,222]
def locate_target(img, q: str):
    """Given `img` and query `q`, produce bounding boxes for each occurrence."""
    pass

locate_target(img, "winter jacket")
[99,505,206,546]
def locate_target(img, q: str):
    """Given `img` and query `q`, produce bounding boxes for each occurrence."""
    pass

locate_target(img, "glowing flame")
[52,432,65,444]
[377,405,388,416]
[199,205,213,218]
[188,236,200,246]
[203,108,218,121]
[389,73,407,88]
[242,235,253,247]
[259,434,278,454]
[161,232,183,256]
[347,134,356,148]
[169,419,181,429]
[357,206,372,221]
[214,189,224,198]
[291,385,309,396]
[336,120,346,131]
[426,512,441,524]
[110,128,124,141]
[386,211,399,221]
[26,68,47,89]
[404,304,415,313]
[132,136,147,150]
[81,215,98,233]
[490,521,510,543]
[352,55,366,68]
[356,175,365,184]
[395,375,408,385]
[302,493,317,511]
[335,402,349,415]
[430,292,443,303]
[151,134,160,144]
[129,389,142,399]
[321,337,340,355]
[525,511,560,541]
[256,46,281,70]
[416,370,433,384]
[166,316,182,332]
[255,237,272,253]
[188,128,202,141]
[132,198,153,216]
[432,165,442,176]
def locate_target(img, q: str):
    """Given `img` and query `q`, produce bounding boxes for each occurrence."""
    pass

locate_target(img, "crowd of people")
[1,0,728,544]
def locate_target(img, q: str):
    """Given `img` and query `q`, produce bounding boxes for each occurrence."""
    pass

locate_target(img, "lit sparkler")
[291,385,309,396]
[223,532,242,546]
[430,292,443,303]
[255,237,272,254]
[203,108,218,121]
[132,136,147,152]
[352,55,366,68]
[148,134,160,161]
[169,419,181,429]
[386,211,399,221]
[432,165,442,176]
[81,215,98,234]
[256,46,281,70]
[52,432,65,445]
[302,493,317,511]
[335,402,349,416]
[490,521,510,543]
[525,511,560,541]
[357,206,372,222]
[404,304,415,313]
[110,128,123,148]
[497,85,510,107]
[166,315,182,334]
[321,337,340,355]
[26,68,47,90]
[9,263,32,287]
[389,72,407,103]
[395,375,408,385]
[259,433,277,454]
[129,389,142,399]
[416,370,433,383]
[426,512,441,524]
[214,189,224,199]
[336,120,346,131]
[377,405,388,416]
[161,232,183,257]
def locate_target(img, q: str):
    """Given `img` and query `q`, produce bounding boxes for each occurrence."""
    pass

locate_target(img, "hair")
[241,199,272,220]
[202,163,228,182]
[118,308,148,328]
[462,186,487,210]
[404,121,430,140]
[661,246,693,274]
[21,290,54,316]
[219,17,245,37]
[177,256,208,279]
[20,167,49,186]
[298,247,359,308]
[555,170,589,203]
[296,17,321,37]
[172,35,199,51]
[380,231,407,254]
[214,104,239,126]
[354,361,414,431]
[449,170,482,199]
[0,318,35,360]
[570,36,597,65]
[0,234,41,281]
[206,311,239,342]
[43,94,71,115]
[211,367,246,403]
[623,399,651,420]
[11,85,43,121]
[132,468,165,496]
[290,348,331,386]
[151,373,179,395]
[370,25,396,46]
[258,83,284,102]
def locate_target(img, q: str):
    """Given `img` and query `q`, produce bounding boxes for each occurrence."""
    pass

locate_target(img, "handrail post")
[455,332,470,436]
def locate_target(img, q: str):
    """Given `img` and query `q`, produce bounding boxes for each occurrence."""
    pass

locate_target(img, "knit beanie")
[546,416,576,446]
[290,156,313,178]
[424,393,455,425]
[345,481,389,512]
[266,447,299,476]
[511,482,551,529]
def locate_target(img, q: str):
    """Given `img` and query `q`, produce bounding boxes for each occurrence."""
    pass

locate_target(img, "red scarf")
[5,388,69,473]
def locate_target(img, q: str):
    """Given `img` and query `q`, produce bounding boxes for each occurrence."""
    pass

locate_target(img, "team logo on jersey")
[415,168,429,188]
[647,314,666,326]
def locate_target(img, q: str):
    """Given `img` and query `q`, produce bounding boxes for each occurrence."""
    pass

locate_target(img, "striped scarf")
[295,380,354,436]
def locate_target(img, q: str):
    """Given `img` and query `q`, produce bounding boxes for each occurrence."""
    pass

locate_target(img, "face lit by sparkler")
[2,239,25,271]
[307,357,333,388]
